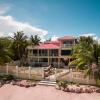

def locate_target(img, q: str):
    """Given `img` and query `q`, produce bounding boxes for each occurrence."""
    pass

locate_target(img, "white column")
[38,49,39,62]
[48,49,50,65]
[74,38,76,46]
[58,58,60,68]
[68,58,70,72]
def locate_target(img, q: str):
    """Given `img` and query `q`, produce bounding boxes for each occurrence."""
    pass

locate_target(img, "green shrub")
[61,81,68,89]
[0,75,3,79]
[0,74,14,81]
[57,80,68,89]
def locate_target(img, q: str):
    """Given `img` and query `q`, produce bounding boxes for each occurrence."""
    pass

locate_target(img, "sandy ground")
[0,84,100,100]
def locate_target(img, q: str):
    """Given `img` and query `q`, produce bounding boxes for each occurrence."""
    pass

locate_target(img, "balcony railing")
[61,44,74,48]
[49,53,58,56]
[39,54,48,56]
[30,53,59,57]
[32,54,48,56]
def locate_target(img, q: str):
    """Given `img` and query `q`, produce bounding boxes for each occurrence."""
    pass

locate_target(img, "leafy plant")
[57,80,68,89]
[0,74,14,81]
[69,36,100,81]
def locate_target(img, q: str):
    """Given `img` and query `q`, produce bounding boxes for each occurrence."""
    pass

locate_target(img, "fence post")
[86,76,89,84]
[16,66,19,77]
[29,66,31,79]
[42,67,44,79]
[70,69,72,82]
[55,68,57,81]
[6,64,9,74]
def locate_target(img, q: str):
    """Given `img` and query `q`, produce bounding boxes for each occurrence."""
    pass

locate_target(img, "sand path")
[0,84,100,100]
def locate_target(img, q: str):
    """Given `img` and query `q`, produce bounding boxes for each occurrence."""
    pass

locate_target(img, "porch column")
[38,49,39,62]
[58,58,60,68]
[74,38,76,46]
[48,49,50,65]
[68,58,70,72]
[59,49,61,56]
[69,58,70,63]
[58,49,61,68]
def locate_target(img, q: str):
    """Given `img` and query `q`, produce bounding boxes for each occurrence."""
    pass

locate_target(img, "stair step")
[37,80,56,86]
[40,81,56,84]
[38,82,55,86]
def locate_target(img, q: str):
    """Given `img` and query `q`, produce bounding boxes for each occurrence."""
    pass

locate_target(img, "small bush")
[57,80,68,90]
[0,74,14,81]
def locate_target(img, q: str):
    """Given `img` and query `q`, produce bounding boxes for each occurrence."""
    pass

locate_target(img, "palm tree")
[11,31,28,66]
[69,36,100,81]
[0,38,12,65]
[30,35,41,46]
[69,37,93,69]
[91,43,100,81]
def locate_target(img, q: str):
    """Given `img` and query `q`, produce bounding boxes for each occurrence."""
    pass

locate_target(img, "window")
[33,50,38,56]
[63,41,73,44]
[61,50,71,55]
[49,49,58,56]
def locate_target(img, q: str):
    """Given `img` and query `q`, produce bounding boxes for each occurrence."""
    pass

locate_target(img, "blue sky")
[0,0,100,40]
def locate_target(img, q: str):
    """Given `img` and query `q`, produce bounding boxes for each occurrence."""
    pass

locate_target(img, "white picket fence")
[0,65,43,80]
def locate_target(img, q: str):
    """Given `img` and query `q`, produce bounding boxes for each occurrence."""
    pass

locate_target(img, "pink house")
[27,36,76,67]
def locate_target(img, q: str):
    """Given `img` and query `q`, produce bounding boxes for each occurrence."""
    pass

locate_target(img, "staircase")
[38,69,69,86]
[37,80,56,86]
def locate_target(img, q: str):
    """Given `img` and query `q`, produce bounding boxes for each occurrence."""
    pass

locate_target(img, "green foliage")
[0,74,14,81]
[57,80,68,89]
[0,37,12,65]
[84,68,92,77]
[0,31,42,66]
[11,31,28,60]
[10,31,29,66]
[69,36,100,81]
[30,35,41,46]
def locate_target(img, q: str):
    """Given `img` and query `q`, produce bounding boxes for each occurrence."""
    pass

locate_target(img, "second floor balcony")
[28,49,59,57]
[61,44,74,48]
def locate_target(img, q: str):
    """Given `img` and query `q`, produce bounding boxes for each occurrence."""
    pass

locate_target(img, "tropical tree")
[69,37,93,69]
[69,36,100,81]
[11,31,28,66]
[30,35,41,46]
[0,37,12,65]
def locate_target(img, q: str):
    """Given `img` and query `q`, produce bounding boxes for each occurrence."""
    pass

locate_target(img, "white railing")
[0,65,43,80]
[61,44,73,48]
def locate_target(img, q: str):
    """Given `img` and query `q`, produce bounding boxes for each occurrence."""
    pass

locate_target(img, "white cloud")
[0,15,48,38]
[80,33,98,40]
[51,35,59,41]
[0,4,10,15]
[80,33,100,43]
[80,33,96,37]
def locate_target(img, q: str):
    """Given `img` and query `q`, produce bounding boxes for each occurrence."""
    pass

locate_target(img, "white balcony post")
[48,49,50,65]
[74,38,75,46]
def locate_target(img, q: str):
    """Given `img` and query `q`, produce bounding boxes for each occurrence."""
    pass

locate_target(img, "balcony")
[32,49,59,57]
[61,44,74,48]
[49,49,59,56]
